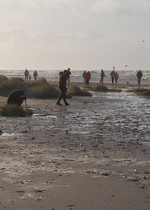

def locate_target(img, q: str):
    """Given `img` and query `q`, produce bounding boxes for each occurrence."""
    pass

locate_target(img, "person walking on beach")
[85,71,91,85]
[110,70,115,84]
[115,72,119,83]
[24,69,29,81]
[33,70,38,80]
[100,69,105,84]
[82,71,87,84]
[136,70,143,85]
[56,70,70,106]
[66,68,71,88]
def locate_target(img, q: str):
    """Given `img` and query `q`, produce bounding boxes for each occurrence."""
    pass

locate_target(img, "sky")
[0,0,150,71]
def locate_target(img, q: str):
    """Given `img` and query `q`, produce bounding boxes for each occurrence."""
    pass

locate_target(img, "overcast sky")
[0,0,150,70]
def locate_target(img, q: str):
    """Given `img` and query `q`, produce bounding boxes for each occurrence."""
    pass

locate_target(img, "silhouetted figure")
[33,70,38,80]
[56,70,70,106]
[100,69,105,84]
[7,90,26,106]
[110,70,115,84]
[85,71,91,85]
[24,69,29,81]
[115,72,119,83]
[82,71,87,84]
[136,70,143,85]
[66,68,71,88]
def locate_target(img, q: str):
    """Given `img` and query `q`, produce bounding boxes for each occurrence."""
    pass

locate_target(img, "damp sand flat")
[0,83,150,209]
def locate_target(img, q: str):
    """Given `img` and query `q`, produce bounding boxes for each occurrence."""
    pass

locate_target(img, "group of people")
[82,69,119,85]
[82,69,143,85]
[82,71,91,85]
[110,70,119,84]
[7,68,144,107]
[24,69,38,81]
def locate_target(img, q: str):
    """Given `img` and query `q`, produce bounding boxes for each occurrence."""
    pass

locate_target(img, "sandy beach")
[0,82,150,210]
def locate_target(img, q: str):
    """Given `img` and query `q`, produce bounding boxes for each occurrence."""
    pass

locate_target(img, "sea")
[0,69,150,85]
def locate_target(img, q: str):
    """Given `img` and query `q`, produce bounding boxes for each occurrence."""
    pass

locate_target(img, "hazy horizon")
[0,0,150,70]
[0,68,150,72]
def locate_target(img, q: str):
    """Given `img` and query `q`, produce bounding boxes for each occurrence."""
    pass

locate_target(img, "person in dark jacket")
[110,70,115,84]
[24,69,29,81]
[7,90,26,106]
[100,69,105,84]
[136,70,143,85]
[33,70,38,80]
[56,70,70,106]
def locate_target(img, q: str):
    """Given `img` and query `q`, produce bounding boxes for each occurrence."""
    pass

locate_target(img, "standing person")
[33,70,38,80]
[24,69,29,81]
[115,72,119,83]
[66,68,71,88]
[56,70,70,106]
[110,70,115,84]
[136,70,143,85]
[82,71,87,84]
[100,69,105,84]
[85,71,91,85]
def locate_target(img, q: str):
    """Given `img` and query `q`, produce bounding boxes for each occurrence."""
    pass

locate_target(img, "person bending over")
[7,90,26,106]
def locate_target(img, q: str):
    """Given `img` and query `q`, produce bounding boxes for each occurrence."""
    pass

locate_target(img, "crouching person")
[7,90,26,106]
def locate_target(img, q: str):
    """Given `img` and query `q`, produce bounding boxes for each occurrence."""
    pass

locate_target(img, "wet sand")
[0,82,150,210]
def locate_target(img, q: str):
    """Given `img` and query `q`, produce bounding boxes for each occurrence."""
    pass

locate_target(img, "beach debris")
[22,130,28,133]
[128,177,139,182]
[8,199,14,202]
[16,190,25,193]
[35,196,42,201]
[19,194,34,200]
[139,185,145,189]
[0,168,5,170]
[100,171,111,176]
[141,169,150,174]
[67,204,75,210]
[34,188,45,193]
[67,204,75,207]
[19,180,32,184]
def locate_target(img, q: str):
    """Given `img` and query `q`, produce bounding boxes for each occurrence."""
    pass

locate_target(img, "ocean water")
[0,69,150,85]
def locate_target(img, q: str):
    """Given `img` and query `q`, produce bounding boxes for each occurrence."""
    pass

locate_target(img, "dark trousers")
[86,79,89,85]
[57,87,68,105]
[138,78,141,85]
[111,77,114,84]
